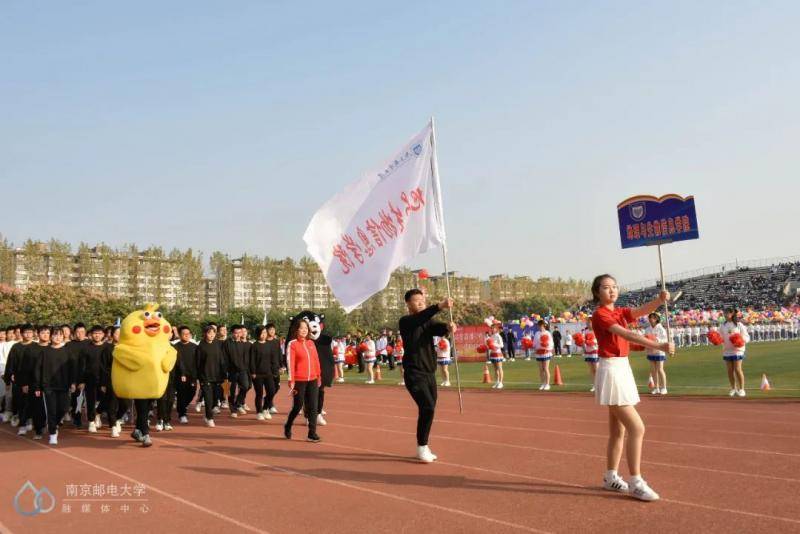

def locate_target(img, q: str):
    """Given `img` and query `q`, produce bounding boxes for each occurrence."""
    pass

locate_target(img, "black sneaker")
[284,425,292,440]
[307,434,321,443]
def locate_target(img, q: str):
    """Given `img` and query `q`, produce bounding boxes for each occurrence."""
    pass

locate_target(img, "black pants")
[82,380,99,420]
[134,399,151,436]
[213,383,223,406]
[507,344,516,359]
[201,381,220,420]
[70,389,82,424]
[554,344,561,356]
[357,353,364,373]
[270,373,280,408]
[227,370,250,410]
[30,392,46,434]
[387,355,395,370]
[252,375,276,413]
[156,381,175,423]
[176,379,196,417]
[103,388,120,427]
[404,370,437,446]
[286,381,318,436]
[12,384,26,420]
[44,389,69,435]
[317,385,327,415]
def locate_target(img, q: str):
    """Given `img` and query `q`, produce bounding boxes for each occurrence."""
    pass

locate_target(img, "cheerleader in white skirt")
[591,274,674,502]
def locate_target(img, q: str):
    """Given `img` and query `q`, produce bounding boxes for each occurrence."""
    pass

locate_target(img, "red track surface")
[2,385,799,533]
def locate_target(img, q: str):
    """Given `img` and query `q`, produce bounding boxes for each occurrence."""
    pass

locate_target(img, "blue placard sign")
[617,194,699,249]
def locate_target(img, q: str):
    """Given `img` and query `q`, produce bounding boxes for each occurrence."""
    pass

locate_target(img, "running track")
[2,385,799,533]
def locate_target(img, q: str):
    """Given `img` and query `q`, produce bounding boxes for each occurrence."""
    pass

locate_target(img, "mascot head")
[288,310,324,341]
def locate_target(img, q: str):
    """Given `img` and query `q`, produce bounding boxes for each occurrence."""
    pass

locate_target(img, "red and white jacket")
[286,338,321,383]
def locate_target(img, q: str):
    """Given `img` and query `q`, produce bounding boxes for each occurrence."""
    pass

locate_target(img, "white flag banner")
[303,121,446,313]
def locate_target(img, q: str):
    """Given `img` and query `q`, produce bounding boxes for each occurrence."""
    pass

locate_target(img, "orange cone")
[482,364,491,384]
[553,365,564,386]
[760,373,771,391]
[648,374,656,390]
[375,364,382,381]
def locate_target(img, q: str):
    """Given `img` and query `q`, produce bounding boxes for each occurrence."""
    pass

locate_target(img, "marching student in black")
[99,326,123,438]
[27,325,52,439]
[80,326,106,433]
[398,290,456,463]
[249,324,279,420]
[67,322,89,427]
[197,325,225,427]
[14,324,41,436]
[155,337,177,432]
[32,327,75,445]
[225,325,251,417]
[174,326,198,424]
[5,323,35,428]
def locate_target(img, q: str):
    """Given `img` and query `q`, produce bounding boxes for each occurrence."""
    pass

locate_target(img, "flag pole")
[657,244,672,347]
[429,116,464,414]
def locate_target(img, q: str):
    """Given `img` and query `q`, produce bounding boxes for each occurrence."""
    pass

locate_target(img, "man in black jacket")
[174,326,198,424]
[504,328,517,361]
[225,325,251,416]
[398,289,456,463]
[552,328,562,356]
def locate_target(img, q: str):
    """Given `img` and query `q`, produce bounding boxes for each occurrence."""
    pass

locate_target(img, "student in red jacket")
[284,318,322,443]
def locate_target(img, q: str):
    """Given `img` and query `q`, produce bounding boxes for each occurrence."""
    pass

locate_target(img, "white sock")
[629,475,643,484]
[606,469,618,479]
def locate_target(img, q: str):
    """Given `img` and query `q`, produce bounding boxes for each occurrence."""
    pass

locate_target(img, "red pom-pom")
[521,338,534,349]
[386,345,394,355]
[729,333,745,348]
[437,339,448,351]
[487,339,497,351]
[540,334,550,346]
[708,331,723,346]
[572,333,584,346]
[359,342,369,352]
[418,269,429,280]
[585,332,596,345]
[333,346,340,356]
[477,344,488,354]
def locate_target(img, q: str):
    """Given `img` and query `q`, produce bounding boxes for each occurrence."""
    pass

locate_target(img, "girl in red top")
[590,274,674,502]
[284,319,322,443]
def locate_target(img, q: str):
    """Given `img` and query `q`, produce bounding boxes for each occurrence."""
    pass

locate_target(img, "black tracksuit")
[197,340,226,420]
[552,330,562,356]
[80,343,106,422]
[67,339,89,425]
[399,304,449,446]
[249,340,281,414]
[25,343,49,433]
[12,342,39,425]
[99,343,126,427]
[175,342,198,418]
[505,331,517,359]
[4,341,31,417]
[225,340,251,411]
[33,344,74,435]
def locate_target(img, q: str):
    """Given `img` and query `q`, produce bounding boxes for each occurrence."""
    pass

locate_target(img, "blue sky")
[2,1,798,286]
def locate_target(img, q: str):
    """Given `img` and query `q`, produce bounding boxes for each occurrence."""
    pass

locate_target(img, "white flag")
[304,121,446,313]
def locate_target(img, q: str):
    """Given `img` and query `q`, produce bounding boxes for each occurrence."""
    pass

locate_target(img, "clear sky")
[2,1,798,287]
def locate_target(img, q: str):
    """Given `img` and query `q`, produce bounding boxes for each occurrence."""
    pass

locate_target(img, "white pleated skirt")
[595,357,640,406]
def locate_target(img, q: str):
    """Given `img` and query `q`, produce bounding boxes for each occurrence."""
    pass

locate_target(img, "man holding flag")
[304,118,464,460]
[399,290,456,462]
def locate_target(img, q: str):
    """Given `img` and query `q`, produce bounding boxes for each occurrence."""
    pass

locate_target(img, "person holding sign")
[591,274,674,502]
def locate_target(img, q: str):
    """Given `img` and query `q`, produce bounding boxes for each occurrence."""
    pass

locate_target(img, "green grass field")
[340,340,800,398]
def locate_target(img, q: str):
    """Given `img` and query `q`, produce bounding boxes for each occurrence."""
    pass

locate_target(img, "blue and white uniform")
[645,324,668,362]
[720,321,749,361]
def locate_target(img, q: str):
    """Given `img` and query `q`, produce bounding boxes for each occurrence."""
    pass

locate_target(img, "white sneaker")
[321,410,327,415]
[542,384,550,391]
[195,402,203,413]
[155,420,164,432]
[204,418,215,428]
[164,423,173,431]
[425,446,437,460]
[26,421,33,431]
[491,383,498,389]
[49,433,58,445]
[269,407,278,414]
[88,422,97,433]
[33,434,43,440]
[237,406,247,415]
[729,389,737,397]
[317,414,327,426]
[737,389,746,397]
[94,415,102,429]
[416,446,436,463]
[629,478,660,501]
[179,416,189,424]
[442,381,451,387]
[212,406,221,414]
[590,385,596,392]
[365,380,375,384]
[220,401,229,409]
[262,410,272,420]
[538,384,544,390]
[10,415,20,427]
[1,411,10,423]
[17,427,27,436]
[230,412,238,418]
[651,389,660,395]
[111,426,120,438]
[659,388,668,395]
[61,413,71,424]
[496,383,504,390]
[398,381,405,386]
[603,473,629,493]
[244,404,251,411]
[256,413,265,421]
[336,377,345,383]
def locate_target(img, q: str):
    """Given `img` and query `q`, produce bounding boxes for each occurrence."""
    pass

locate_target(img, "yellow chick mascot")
[112,303,177,399]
